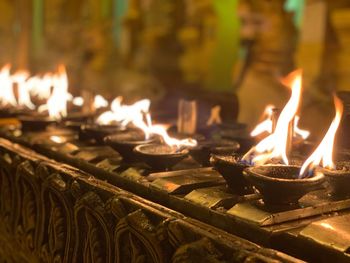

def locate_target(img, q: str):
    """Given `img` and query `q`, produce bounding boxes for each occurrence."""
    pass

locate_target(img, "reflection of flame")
[38,65,71,119]
[0,65,17,107]
[299,96,343,177]
[94,95,108,109]
[250,105,275,137]
[12,71,35,109]
[49,135,67,143]
[242,70,302,165]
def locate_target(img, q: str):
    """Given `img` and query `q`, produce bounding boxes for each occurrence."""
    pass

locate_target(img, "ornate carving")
[0,139,299,262]
[114,208,168,263]
[172,238,224,263]
[39,172,74,263]
[15,160,41,252]
[73,192,113,263]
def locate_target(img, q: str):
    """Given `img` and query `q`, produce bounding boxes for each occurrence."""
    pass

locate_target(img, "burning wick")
[299,96,343,178]
[251,106,309,140]
[242,69,303,165]
[96,96,197,150]
[140,114,198,150]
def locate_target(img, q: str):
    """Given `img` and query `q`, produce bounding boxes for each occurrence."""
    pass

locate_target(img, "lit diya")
[239,70,325,204]
[244,165,324,205]
[104,130,156,161]
[134,143,189,171]
[300,96,347,197]
[134,123,197,170]
[19,65,71,131]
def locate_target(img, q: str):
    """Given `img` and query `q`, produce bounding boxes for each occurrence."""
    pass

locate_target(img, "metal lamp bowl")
[19,115,56,131]
[80,124,125,143]
[189,140,240,167]
[134,143,188,171]
[104,131,156,161]
[320,164,350,197]
[210,154,251,195]
[244,165,325,205]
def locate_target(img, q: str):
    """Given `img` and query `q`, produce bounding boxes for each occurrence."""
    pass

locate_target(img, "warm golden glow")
[294,115,310,139]
[96,97,151,127]
[250,104,275,137]
[49,135,67,144]
[27,74,53,100]
[11,70,35,109]
[138,114,197,148]
[299,96,343,177]
[0,64,17,107]
[242,69,302,165]
[72,96,84,106]
[93,95,108,109]
[38,65,71,119]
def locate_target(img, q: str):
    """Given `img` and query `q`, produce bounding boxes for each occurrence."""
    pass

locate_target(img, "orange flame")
[93,95,108,109]
[299,96,343,177]
[250,104,275,137]
[38,65,71,119]
[72,96,84,106]
[11,70,35,109]
[294,115,310,139]
[0,65,17,107]
[138,114,197,148]
[96,97,151,127]
[242,69,302,165]
[27,73,53,100]
[96,97,197,148]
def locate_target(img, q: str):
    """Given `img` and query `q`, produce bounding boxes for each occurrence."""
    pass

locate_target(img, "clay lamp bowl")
[63,121,85,132]
[134,143,189,171]
[18,114,57,132]
[189,139,240,167]
[62,112,94,123]
[104,130,156,161]
[244,165,325,205]
[80,123,126,144]
[0,106,22,118]
[210,154,251,195]
[319,162,350,198]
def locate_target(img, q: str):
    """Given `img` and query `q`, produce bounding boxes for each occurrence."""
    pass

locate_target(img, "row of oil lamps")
[0,65,348,206]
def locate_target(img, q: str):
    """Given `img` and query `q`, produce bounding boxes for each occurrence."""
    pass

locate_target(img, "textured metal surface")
[3,127,350,261]
[300,215,350,253]
[228,192,350,226]
[0,137,301,263]
[150,171,225,194]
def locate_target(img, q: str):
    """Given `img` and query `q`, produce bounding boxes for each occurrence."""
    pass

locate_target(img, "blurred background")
[1,0,350,136]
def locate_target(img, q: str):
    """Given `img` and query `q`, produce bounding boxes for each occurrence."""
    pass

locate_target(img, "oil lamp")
[133,116,197,170]
[240,70,325,204]
[299,96,348,197]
